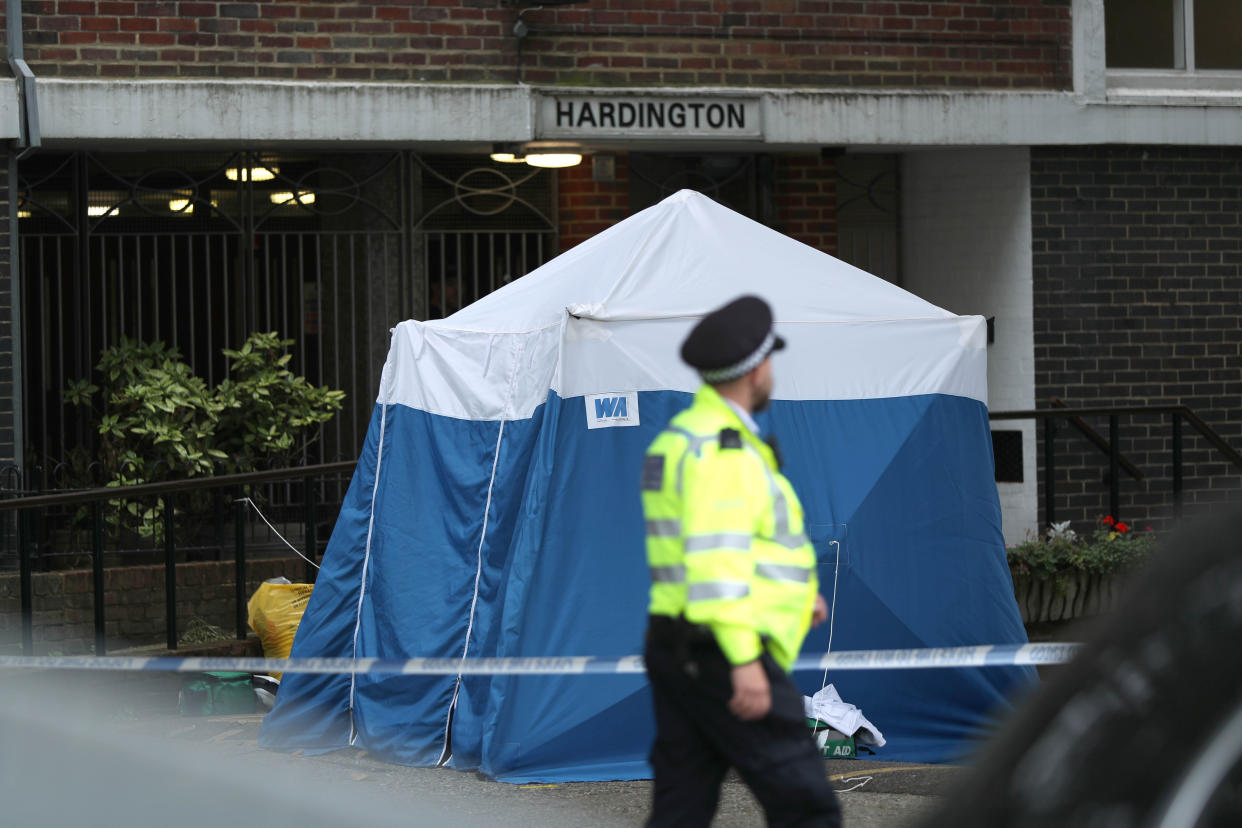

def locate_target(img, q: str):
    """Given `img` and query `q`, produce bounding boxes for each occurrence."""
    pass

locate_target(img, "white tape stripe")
[0,644,1079,676]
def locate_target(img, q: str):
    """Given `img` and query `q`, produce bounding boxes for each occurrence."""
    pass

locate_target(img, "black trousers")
[644,617,842,828]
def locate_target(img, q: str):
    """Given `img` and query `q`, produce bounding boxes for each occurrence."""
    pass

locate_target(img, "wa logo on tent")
[586,391,640,430]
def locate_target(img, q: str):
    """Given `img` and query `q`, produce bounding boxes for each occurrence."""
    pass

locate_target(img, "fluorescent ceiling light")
[270,191,315,206]
[490,152,526,163]
[227,166,278,181]
[17,209,31,219]
[87,205,112,217]
[169,196,219,213]
[524,153,583,169]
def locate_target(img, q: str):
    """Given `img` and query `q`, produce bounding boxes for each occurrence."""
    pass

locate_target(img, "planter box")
[1011,570,1124,624]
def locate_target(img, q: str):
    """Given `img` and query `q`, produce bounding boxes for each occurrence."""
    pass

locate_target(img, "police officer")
[641,295,841,827]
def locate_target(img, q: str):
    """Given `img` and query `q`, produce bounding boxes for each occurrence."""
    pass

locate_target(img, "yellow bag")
[247,580,314,680]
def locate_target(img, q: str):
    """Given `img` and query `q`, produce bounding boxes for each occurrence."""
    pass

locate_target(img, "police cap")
[680,295,786,383]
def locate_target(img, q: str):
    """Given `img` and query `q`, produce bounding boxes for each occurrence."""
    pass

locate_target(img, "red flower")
[1116,522,1129,533]
[1102,515,1115,526]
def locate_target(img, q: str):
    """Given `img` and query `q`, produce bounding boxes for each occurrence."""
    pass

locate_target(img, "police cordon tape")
[0,642,1079,676]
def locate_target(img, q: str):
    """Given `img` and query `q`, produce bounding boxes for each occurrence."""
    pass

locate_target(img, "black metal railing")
[1,460,355,656]
[7,405,1239,657]
[989,405,1242,525]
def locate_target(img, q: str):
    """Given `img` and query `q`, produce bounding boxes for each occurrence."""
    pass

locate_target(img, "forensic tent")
[259,189,1035,781]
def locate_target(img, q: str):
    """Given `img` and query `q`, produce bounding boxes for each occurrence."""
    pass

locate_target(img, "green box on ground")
[178,671,256,716]
[806,718,856,759]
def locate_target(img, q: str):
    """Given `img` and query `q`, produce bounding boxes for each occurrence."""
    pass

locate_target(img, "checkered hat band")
[698,330,776,384]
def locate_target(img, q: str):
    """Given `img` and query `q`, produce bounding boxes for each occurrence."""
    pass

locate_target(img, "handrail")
[988,403,1242,531]
[0,460,357,511]
[988,404,1242,470]
[991,404,1184,419]
[5,460,358,657]
[1177,409,1242,470]
[1049,398,1143,481]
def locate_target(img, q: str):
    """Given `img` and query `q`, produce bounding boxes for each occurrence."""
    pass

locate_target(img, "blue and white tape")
[0,643,1079,676]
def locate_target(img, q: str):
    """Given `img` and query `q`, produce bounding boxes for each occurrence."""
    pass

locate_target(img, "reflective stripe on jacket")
[642,385,819,671]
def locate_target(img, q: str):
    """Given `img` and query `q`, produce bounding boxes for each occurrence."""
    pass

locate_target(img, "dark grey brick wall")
[1032,146,1242,533]
[0,156,14,484]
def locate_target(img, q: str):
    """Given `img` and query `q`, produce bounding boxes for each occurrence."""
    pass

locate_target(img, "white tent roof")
[381,190,986,421]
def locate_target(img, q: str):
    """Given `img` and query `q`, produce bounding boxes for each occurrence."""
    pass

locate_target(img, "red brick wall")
[557,152,839,255]
[557,153,631,254]
[775,153,837,254]
[17,0,1072,88]
[0,557,308,655]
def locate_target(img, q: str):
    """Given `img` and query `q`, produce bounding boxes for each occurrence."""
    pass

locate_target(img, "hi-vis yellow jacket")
[642,385,819,672]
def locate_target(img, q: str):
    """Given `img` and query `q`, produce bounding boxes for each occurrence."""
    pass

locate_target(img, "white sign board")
[538,95,763,140]
[585,391,641,429]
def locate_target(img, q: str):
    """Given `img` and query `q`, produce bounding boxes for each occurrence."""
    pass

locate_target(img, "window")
[1105,0,1242,72]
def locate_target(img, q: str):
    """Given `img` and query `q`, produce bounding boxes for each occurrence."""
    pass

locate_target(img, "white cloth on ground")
[803,684,886,747]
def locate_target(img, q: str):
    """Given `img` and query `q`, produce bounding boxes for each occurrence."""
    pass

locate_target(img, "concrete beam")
[29,79,1242,148]
[35,79,532,145]
[763,89,1242,147]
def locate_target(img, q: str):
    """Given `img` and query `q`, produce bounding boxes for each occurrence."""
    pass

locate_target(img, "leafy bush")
[1007,516,1157,587]
[64,338,225,488]
[215,332,346,472]
[64,332,344,539]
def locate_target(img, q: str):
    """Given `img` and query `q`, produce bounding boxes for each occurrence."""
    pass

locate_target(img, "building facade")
[1,0,1239,541]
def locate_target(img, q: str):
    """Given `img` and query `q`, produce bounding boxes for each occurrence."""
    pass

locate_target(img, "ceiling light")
[524,153,583,169]
[169,196,219,213]
[87,205,113,217]
[490,151,526,163]
[270,191,315,206]
[227,166,279,182]
[17,209,31,219]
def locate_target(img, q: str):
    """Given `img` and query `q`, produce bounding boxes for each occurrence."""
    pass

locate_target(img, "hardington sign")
[537,95,763,140]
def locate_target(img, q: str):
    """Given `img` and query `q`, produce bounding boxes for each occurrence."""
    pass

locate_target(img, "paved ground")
[1,668,963,827]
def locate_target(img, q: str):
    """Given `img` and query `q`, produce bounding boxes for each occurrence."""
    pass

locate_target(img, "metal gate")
[16,151,556,488]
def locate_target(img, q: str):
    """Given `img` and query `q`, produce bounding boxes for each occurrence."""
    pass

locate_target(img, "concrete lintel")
[763,89,1242,146]
[36,79,534,144]
[29,80,1242,148]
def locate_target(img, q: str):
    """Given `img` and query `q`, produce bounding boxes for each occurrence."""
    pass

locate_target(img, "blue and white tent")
[260,189,1034,781]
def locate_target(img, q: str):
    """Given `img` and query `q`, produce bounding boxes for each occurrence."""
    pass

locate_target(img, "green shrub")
[215,332,346,473]
[1007,516,1157,586]
[64,332,344,540]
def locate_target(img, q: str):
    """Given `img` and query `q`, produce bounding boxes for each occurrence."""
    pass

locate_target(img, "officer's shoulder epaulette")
[718,428,742,449]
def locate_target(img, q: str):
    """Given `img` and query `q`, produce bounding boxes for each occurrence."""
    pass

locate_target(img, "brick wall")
[557,153,630,253]
[19,0,1072,88]
[1031,146,1242,532]
[0,155,14,484]
[0,556,309,654]
[557,152,838,255]
[774,152,837,254]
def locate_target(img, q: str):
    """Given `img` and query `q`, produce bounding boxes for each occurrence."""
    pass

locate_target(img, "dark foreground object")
[920,510,1242,827]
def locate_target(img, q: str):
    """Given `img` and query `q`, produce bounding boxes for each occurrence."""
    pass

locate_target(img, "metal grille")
[835,154,900,286]
[628,153,772,220]
[15,151,557,490]
[412,155,556,318]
